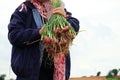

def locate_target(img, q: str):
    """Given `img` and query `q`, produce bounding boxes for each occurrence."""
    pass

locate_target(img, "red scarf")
[53,53,65,80]
[30,0,53,19]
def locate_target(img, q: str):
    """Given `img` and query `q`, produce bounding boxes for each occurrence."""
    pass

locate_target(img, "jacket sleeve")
[8,4,41,46]
[65,9,80,32]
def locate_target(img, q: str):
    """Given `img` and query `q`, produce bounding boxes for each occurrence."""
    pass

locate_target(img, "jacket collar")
[24,1,36,9]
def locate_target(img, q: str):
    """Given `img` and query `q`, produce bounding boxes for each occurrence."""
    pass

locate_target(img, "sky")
[0,0,120,79]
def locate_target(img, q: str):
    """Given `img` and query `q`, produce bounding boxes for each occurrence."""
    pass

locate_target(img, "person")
[8,0,80,80]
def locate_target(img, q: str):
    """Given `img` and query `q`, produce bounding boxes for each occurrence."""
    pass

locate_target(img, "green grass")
[106,78,120,80]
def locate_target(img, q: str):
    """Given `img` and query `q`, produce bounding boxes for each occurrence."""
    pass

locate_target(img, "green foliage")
[106,68,120,80]
[96,71,101,76]
[106,69,119,78]
[106,78,120,80]
[0,74,6,80]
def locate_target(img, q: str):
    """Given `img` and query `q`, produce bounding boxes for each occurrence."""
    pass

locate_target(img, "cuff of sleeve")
[24,28,41,45]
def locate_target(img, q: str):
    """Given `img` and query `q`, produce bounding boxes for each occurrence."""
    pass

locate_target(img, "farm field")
[70,76,106,80]
[70,76,120,80]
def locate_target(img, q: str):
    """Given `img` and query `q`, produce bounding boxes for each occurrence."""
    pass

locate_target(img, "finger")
[53,7,64,12]
[53,10,61,14]
[42,24,46,30]
[39,25,46,35]
[53,7,63,10]
[53,8,64,14]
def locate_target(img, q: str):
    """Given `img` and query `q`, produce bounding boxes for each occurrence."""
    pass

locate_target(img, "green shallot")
[41,0,77,57]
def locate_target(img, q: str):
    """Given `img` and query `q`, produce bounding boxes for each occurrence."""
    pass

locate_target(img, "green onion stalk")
[41,0,77,57]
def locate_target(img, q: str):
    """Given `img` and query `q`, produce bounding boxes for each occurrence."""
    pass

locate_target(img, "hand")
[39,24,46,35]
[52,7,68,18]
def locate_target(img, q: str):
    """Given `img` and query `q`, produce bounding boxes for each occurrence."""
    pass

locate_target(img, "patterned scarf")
[30,0,53,19]
[53,53,65,80]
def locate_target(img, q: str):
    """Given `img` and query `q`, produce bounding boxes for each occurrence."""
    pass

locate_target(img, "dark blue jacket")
[8,1,80,80]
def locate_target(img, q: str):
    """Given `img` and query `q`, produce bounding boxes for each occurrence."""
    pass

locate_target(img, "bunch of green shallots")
[41,0,77,57]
